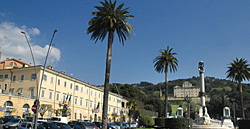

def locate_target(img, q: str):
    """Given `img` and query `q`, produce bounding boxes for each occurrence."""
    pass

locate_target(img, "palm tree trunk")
[238,81,245,119]
[102,30,114,129]
[165,66,168,118]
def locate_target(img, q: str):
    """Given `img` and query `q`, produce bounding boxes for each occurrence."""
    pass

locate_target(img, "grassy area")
[171,105,179,116]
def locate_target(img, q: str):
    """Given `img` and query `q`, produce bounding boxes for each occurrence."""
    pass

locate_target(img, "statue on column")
[196,61,211,125]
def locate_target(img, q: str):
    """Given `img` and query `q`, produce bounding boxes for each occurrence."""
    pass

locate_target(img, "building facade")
[0,58,128,122]
[173,81,200,98]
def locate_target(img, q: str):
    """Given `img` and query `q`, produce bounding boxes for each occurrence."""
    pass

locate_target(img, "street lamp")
[21,31,39,129]
[21,30,57,129]
[185,95,192,129]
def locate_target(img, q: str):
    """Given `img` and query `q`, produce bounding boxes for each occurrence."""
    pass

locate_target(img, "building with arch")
[0,58,128,122]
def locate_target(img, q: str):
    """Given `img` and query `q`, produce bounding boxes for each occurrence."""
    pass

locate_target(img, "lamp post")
[21,31,39,129]
[185,95,192,129]
[21,30,57,129]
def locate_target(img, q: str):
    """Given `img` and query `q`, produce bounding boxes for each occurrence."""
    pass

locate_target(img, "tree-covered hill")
[97,77,250,117]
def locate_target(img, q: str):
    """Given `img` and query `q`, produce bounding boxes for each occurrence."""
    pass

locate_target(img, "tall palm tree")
[153,46,178,117]
[87,0,134,128]
[226,58,250,119]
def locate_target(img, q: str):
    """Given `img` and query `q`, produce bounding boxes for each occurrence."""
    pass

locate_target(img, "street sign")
[32,104,37,113]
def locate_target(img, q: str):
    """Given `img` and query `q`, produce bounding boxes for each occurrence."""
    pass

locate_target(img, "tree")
[127,99,138,129]
[87,0,134,128]
[226,58,250,119]
[153,46,178,117]
[39,104,52,117]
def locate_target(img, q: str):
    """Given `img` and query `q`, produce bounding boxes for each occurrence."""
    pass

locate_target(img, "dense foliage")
[98,76,250,119]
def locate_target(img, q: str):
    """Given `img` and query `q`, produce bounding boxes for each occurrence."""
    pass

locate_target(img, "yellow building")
[0,58,128,122]
[173,81,200,98]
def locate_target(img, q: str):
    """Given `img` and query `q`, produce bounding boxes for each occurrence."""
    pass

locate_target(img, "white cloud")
[0,21,61,65]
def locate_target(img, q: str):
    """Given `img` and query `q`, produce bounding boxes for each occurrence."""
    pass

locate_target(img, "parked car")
[69,124,84,129]
[78,121,94,129]
[2,116,21,124]
[87,122,99,129]
[114,122,126,129]
[93,122,102,129]
[40,121,60,129]
[18,122,44,129]
[3,118,23,129]
[130,122,138,128]
[50,117,68,124]
[52,122,71,129]
[107,122,120,129]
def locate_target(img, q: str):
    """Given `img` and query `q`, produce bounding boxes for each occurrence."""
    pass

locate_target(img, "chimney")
[60,71,66,74]
[18,59,22,61]
[47,65,53,70]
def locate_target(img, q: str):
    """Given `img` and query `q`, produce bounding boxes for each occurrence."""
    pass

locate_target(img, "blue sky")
[1,0,250,85]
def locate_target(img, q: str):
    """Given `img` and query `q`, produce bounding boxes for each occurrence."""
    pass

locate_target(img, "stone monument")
[193,61,234,129]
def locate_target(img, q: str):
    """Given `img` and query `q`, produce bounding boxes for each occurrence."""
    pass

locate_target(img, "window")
[75,85,79,91]
[49,91,53,99]
[9,62,13,66]
[99,93,100,98]
[109,106,110,112]
[81,87,83,92]
[86,101,88,107]
[113,107,116,113]
[0,75,3,79]
[18,89,23,94]
[14,62,17,66]
[75,97,78,105]
[12,75,16,82]
[51,77,54,83]
[4,84,7,91]
[20,75,24,81]
[10,89,14,95]
[114,98,115,102]
[91,90,93,96]
[31,74,36,80]
[94,103,96,109]
[58,79,60,85]
[95,92,97,97]
[41,89,45,98]
[4,74,8,79]
[75,113,77,120]
[87,89,89,94]
[30,89,34,98]
[43,75,47,81]
[64,81,67,87]
[90,102,92,108]
[63,94,66,102]
[56,92,60,101]
[109,97,111,101]
[80,98,83,106]
[70,83,73,89]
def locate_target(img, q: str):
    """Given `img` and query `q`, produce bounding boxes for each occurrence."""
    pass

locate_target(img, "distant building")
[173,81,200,98]
[0,58,128,122]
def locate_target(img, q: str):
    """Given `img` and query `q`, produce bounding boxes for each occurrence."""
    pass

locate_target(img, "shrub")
[238,119,250,129]
[140,116,155,127]
[165,118,192,129]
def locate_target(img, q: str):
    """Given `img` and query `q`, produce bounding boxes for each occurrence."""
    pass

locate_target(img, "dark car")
[68,121,86,129]
[69,124,84,129]
[40,121,60,129]
[2,116,21,124]
[18,122,44,129]
[52,122,71,129]
[3,118,23,129]
[93,122,102,128]
[78,121,93,129]
[87,122,99,129]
